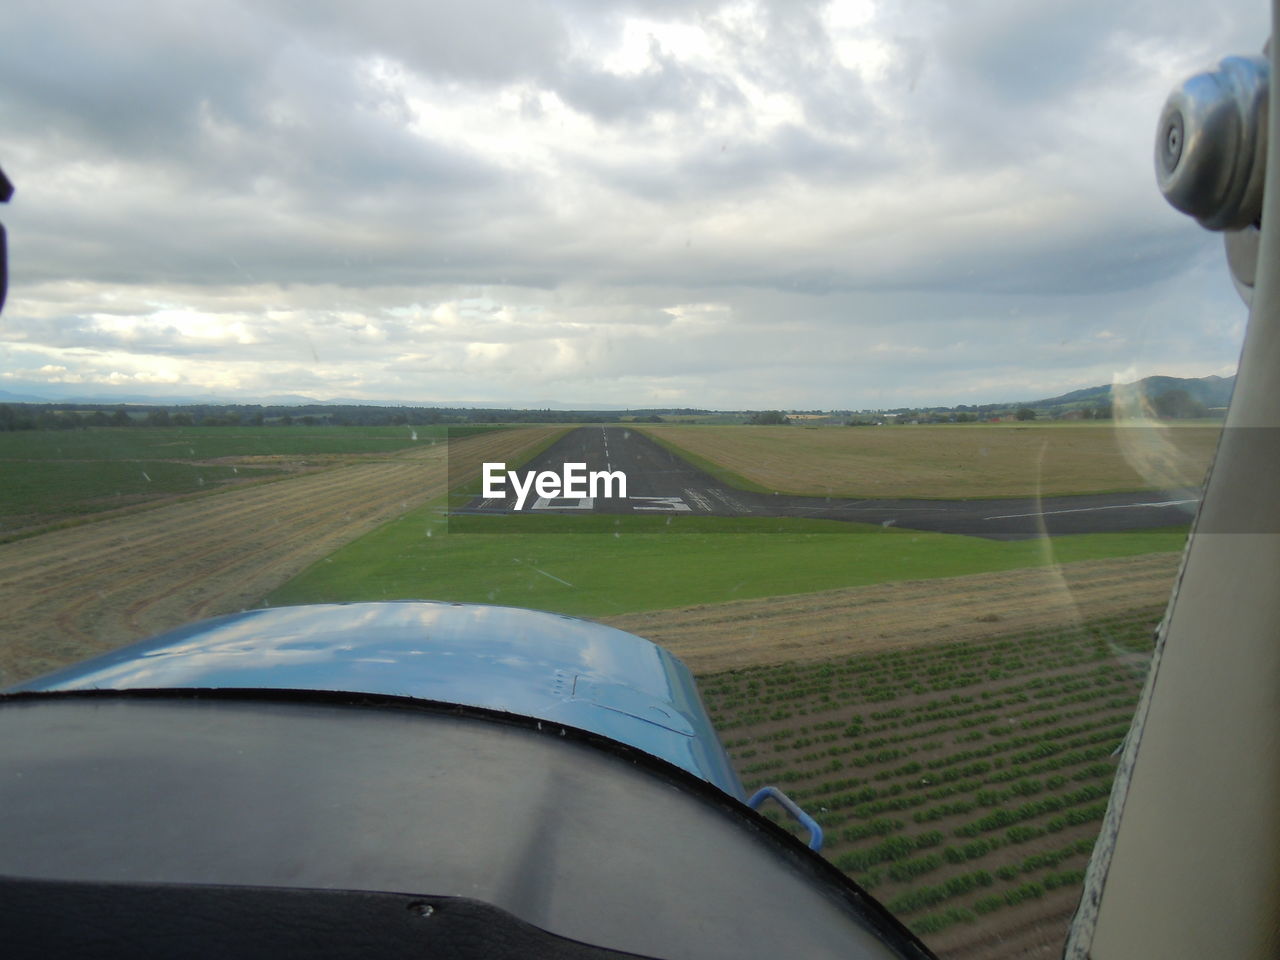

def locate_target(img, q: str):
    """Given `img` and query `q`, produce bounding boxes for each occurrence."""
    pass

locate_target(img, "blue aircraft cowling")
[11,600,745,800]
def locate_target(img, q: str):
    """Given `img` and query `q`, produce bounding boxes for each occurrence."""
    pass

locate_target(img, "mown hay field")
[0,424,496,537]
[639,423,1220,499]
[0,426,562,686]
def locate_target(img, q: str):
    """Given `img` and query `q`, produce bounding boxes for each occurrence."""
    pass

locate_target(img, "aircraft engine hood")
[11,600,744,799]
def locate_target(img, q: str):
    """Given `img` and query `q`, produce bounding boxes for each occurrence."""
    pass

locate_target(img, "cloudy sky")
[0,0,1268,409]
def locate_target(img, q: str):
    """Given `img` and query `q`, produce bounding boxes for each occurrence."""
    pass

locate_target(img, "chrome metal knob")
[1155,55,1269,231]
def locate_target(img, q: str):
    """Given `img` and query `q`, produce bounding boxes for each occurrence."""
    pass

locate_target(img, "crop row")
[763,709,1130,796]
[974,869,1087,916]
[742,686,1141,768]
[831,831,944,873]
[854,825,1097,889]
[785,736,1121,822]
[703,620,1151,698]
[896,856,1092,935]
[702,614,1155,944]
[724,677,1135,756]
[708,651,1139,720]
[886,868,994,914]
[714,660,1127,719]
[911,906,978,936]
[748,747,1120,843]
[953,782,1112,837]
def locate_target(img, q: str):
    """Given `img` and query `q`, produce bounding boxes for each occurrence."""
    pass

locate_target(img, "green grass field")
[265,507,1188,618]
[0,424,475,462]
[0,459,287,534]
[0,424,503,534]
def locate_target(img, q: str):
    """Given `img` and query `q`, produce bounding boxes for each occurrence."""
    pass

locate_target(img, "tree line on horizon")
[0,402,713,431]
[0,383,1217,433]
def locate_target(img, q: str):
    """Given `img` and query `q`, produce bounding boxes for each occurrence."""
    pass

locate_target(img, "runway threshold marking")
[983,499,1200,521]
[684,489,714,512]
[709,489,749,514]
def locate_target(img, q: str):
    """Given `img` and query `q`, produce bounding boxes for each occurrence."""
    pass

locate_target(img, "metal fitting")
[1155,54,1269,232]
[1156,48,1270,306]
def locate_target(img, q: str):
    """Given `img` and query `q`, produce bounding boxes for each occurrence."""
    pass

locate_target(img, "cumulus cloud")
[0,0,1265,407]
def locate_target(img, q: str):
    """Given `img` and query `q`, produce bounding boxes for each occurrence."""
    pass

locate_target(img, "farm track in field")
[0,427,560,685]
[603,551,1177,674]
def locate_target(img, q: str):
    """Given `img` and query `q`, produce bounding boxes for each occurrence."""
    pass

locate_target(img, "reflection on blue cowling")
[12,600,744,799]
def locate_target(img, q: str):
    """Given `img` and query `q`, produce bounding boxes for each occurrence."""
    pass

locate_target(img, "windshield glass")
[0,2,1266,957]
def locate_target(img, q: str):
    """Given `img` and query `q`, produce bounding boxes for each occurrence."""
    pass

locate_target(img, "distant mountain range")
[0,387,622,410]
[0,373,1237,414]
[1022,374,1235,412]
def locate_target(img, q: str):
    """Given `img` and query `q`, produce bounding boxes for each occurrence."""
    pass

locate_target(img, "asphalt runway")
[457,426,1200,540]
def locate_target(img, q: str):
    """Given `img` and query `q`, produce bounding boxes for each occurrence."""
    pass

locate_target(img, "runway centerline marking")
[532,496,594,511]
[632,496,692,513]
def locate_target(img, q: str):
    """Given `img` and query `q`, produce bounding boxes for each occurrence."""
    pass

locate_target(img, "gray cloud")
[0,0,1260,408]
[260,0,572,87]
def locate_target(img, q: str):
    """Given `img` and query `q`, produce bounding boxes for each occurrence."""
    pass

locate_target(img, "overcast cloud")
[0,0,1267,408]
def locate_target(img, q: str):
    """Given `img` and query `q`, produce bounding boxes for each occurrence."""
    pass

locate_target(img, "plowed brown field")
[0,427,561,685]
